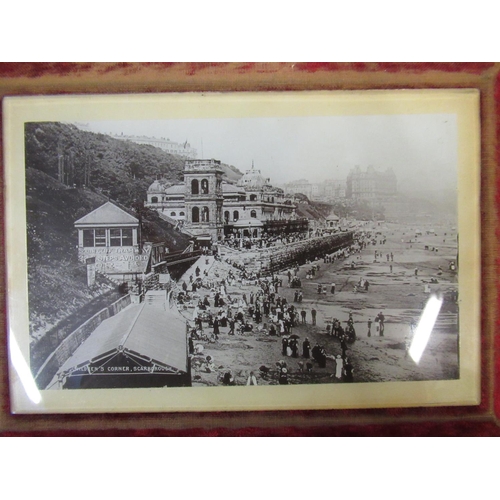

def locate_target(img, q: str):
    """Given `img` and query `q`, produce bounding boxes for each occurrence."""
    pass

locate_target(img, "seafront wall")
[219,232,354,275]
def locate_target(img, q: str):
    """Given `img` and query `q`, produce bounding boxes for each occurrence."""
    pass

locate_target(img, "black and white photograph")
[4,91,480,413]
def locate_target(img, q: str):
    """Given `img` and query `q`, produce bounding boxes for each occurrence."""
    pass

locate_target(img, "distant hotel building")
[284,179,312,199]
[346,166,397,200]
[112,134,198,158]
[284,178,346,201]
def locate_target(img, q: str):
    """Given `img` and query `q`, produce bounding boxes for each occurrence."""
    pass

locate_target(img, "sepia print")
[4,91,480,413]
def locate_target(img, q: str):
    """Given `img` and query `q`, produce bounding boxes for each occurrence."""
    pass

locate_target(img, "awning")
[233,218,264,228]
[59,298,188,375]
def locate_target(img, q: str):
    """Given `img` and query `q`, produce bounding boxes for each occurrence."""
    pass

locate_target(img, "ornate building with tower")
[183,159,224,242]
[145,159,301,244]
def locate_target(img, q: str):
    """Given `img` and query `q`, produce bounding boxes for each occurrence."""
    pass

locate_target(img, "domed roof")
[237,164,270,190]
[326,212,340,221]
[148,180,164,193]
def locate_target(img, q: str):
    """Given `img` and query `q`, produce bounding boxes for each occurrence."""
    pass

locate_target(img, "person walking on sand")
[331,283,336,294]
[213,317,220,340]
[311,308,317,326]
[282,336,288,356]
[376,311,385,336]
[340,335,348,359]
[343,358,354,382]
[367,318,372,337]
[301,309,307,324]
[302,337,311,358]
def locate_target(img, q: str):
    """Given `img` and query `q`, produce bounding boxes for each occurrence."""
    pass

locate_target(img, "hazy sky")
[82,114,457,192]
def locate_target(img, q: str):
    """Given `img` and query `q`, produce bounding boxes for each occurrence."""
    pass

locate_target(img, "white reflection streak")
[409,294,443,364]
[10,334,42,404]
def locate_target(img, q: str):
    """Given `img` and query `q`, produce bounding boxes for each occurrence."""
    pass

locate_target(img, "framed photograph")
[3,89,480,414]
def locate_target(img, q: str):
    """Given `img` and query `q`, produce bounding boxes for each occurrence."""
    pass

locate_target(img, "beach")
[176,220,459,387]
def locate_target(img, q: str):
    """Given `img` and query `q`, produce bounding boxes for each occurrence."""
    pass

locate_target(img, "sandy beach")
[178,220,459,387]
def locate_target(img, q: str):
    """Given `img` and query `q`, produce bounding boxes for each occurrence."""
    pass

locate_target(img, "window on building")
[110,228,133,247]
[151,196,158,203]
[170,212,176,217]
[179,211,185,216]
[192,206,200,223]
[122,229,133,246]
[83,228,108,247]
[191,179,199,195]
[83,229,94,247]
[94,229,106,246]
[201,179,209,194]
[224,211,230,224]
[201,206,210,222]
[250,194,257,201]
[250,210,257,218]
[233,210,239,221]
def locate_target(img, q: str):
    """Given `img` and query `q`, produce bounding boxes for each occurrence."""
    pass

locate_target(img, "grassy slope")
[24,123,209,341]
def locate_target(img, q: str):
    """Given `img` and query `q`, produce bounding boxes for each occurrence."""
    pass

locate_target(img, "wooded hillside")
[25,122,235,342]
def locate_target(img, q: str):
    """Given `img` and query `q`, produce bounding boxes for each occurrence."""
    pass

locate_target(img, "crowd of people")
[175,235,367,386]
[221,231,309,251]
[174,222,455,387]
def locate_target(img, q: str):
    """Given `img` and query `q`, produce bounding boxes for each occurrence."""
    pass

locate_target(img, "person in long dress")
[335,355,344,380]
[302,337,311,358]
[282,336,288,356]
[343,358,354,382]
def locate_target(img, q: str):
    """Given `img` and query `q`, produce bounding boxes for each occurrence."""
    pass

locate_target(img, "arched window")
[192,206,200,223]
[170,212,176,217]
[233,210,239,221]
[224,211,230,224]
[250,210,257,218]
[250,194,257,201]
[201,179,209,194]
[151,196,158,203]
[191,179,199,195]
[179,211,185,216]
[201,206,210,222]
